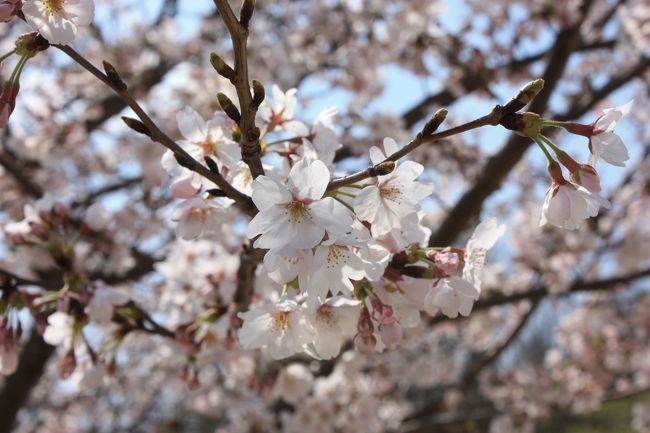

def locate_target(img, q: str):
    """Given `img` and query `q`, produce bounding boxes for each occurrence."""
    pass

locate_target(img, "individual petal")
[288,158,330,200]
[309,197,353,237]
[251,176,291,210]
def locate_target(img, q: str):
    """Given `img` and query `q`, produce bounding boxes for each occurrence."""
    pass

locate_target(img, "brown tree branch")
[56,44,257,217]
[213,0,265,179]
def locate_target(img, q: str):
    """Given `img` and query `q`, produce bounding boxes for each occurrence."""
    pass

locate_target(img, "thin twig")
[55,44,257,217]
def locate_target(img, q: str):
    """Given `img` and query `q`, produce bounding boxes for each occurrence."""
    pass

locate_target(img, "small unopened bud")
[354,333,376,354]
[121,116,151,136]
[102,61,127,91]
[209,53,235,80]
[217,92,241,123]
[373,161,395,177]
[420,108,448,136]
[252,80,265,108]
[0,82,20,128]
[379,321,403,350]
[357,307,374,336]
[239,0,256,28]
[504,78,544,112]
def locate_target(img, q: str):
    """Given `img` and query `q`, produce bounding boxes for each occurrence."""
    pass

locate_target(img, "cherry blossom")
[22,0,95,45]
[304,296,360,359]
[588,101,633,167]
[171,197,227,240]
[273,363,314,405]
[246,158,352,249]
[540,182,610,230]
[354,138,433,237]
[238,298,312,359]
[161,106,240,187]
[43,312,76,349]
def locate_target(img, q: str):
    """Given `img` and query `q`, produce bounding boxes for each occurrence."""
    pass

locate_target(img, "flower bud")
[0,1,22,23]
[354,333,376,355]
[379,321,403,350]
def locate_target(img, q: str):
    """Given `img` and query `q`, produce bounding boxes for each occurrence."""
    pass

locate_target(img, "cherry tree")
[0,1,649,432]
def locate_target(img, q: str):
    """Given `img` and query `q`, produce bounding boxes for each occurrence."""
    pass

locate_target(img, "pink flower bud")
[0,0,21,23]
[370,296,394,325]
[354,333,376,355]
[379,321,403,350]
[357,306,373,336]
[432,251,461,274]
[170,176,199,199]
[0,82,19,128]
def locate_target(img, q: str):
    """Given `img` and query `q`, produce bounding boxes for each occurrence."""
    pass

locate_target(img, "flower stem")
[332,195,355,212]
[534,136,555,164]
[541,120,568,129]
[0,50,15,64]
[538,135,563,155]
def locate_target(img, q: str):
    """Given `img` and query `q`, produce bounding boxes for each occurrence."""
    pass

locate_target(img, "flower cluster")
[158,86,506,360]
[516,102,632,230]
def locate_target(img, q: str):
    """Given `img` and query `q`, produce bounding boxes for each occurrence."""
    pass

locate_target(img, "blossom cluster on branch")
[0,1,649,432]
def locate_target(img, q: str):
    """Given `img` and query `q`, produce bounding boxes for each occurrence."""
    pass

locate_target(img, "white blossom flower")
[425,218,505,318]
[43,311,75,349]
[307,238,368,302]
[171,197,227,240]
[273,363,314,405]
[238,299,312,359]
[425,276,479,318]
[246,158,352,249]
[161,106,240,187]
[463,217,506,291]
[22,0,95,45]
[259,85,306,134]
[295,107,341,165]
[588,101,632,167]
[354,138,433,237]
[540,182,610,230]
[304,297,360,359]
[263,246,313,288]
